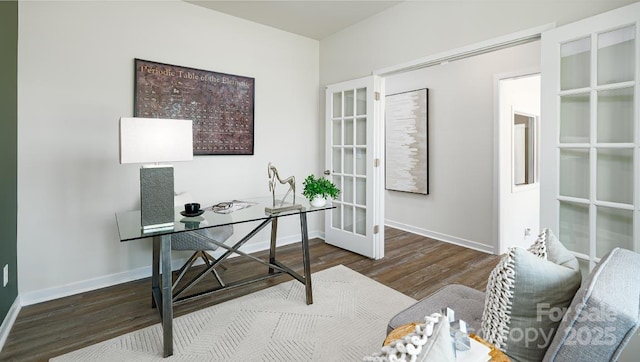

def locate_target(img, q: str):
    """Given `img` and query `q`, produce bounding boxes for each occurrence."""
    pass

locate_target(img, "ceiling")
[184,1,403,40]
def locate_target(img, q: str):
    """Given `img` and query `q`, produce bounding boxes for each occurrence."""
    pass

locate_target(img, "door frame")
[373,24,553,255]
[494,70,541,254]
[374,24,554,77]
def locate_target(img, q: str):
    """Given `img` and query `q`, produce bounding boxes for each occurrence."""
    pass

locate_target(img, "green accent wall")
[0,0,18,325]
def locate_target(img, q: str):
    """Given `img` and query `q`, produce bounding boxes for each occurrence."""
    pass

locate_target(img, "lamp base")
[142,223,175,233]
[140,165,174,231]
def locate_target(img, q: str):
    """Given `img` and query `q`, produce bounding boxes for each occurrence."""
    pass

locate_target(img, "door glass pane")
[343,176,354,203]
[345,90,354,117]
[356,148,366,175]
[332,148,342,174]
[332,92,342,118]
[598,26,635,85]
[332,175,342,202]
[332,120,342,145]
[560,93,590,143]
[559,201,590,254]
[355,207,366,236]
[344,118,354,145]
[561,37,591,90]
[344,205,353,232]
[560,148,590,199]
[344,148,354,174]
[356,117,367,145]
[356,176,366,205]
[596,206,633,258]
[356,88,367,116]
[597,148,633,204]
[597,87,634,143]
[332,204,342,229]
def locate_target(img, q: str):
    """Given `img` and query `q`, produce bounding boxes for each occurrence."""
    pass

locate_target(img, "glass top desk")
[116,195,334,358]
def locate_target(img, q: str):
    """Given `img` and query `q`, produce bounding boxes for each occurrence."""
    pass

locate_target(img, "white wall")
[383,41,540,252]
[17,0,320,303]
[320,0,636,86]
[320,0,635,252]
[498,74,541,254]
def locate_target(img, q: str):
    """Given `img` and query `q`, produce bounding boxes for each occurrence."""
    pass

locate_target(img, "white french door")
[540,2,640,271]
[324,76,385,259]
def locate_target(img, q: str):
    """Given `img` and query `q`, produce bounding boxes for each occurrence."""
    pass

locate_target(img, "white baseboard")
[20,231,324,307]
[0,296,21,353]
[385,220,496,255]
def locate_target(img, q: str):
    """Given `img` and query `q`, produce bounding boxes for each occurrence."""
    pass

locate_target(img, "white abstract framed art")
[385,88,429,195]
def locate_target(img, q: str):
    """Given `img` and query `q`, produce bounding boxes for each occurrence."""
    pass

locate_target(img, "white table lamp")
[119,117,193,231]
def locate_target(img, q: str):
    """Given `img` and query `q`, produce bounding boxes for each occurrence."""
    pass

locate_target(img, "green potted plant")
[302,174,340,207]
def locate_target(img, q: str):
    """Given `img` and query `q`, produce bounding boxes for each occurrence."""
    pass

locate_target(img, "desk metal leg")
[152,237,160,308]
[269,218,278,274]
[299,212,313,305]
[160,234,173,357]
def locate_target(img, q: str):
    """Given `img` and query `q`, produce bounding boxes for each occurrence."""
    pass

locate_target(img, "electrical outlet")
[524,228,532,237]
[3,264,8,287]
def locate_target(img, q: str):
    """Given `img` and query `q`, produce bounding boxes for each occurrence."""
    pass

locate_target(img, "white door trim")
[494,70,541,254]
[373,23,555,77]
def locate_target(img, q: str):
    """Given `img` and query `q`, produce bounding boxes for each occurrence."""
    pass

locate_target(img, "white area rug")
[52,265,416,361]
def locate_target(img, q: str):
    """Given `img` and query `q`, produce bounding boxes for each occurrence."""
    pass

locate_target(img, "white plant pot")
[310,196,327,207]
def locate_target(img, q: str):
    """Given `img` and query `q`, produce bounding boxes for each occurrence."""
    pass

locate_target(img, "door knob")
[324,170,331,175]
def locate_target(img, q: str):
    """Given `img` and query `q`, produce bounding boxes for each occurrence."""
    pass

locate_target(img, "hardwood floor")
[0,227,500,361]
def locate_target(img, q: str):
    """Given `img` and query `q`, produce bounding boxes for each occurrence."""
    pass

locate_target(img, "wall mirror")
[513,111,538,187]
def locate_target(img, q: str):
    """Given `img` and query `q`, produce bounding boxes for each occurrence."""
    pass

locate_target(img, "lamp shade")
[119,117,193,164]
